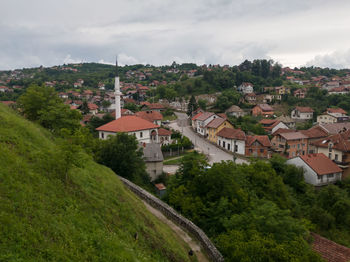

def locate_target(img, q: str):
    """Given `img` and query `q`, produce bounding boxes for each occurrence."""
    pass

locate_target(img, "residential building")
[271,131,308,158]
[245,135,272,158]
[287,153,342,186]
[192,112,219,136]
[217,128,246,155]
[142,143,164,181]
[244,93,257,104]
[275,86,290,95]
[252,104,274,117]
[225,105,247,117]
[276,115,296,129]
[322,81,340,91]
[205,118,234,143]
[311,130,350,178]
[293,88,307,98]
[259,119,289,134]
[291,106,314,121]
[141,103,165,112]
[158,128,172,146]
[263,94,281,103]
[319,122,350,135]
[237,82,254,94]
[300,125,328,154]
[328,86,350,95]
[135,110,163,126]
[317,108,349,124]
[96,115,159,143]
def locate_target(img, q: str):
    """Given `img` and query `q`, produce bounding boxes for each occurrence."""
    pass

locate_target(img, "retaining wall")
[118,176,224,262]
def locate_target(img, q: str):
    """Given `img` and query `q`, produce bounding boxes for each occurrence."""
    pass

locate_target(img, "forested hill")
[0,104,194,262]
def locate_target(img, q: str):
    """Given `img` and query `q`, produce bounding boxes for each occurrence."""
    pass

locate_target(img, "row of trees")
[163,152,350,260]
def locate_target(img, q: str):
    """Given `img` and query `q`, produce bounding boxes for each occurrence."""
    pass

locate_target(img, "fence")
[118,176,224,262]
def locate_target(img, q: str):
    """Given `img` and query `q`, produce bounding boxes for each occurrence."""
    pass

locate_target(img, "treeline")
[163,152,350,261]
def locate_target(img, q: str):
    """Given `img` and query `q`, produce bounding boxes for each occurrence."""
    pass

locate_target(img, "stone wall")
[118,176,224,262]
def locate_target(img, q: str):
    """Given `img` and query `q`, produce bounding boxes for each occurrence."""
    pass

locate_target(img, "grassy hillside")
[0,104,195,262]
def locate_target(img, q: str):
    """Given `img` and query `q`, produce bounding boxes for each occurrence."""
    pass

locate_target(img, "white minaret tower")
[115,57,121,119]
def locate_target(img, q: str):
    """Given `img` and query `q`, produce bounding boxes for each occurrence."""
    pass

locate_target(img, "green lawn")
[0,104,195,262]
[162,114,177,121]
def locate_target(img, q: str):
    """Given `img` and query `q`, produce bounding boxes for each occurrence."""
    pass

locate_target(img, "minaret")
[115,57,121,119]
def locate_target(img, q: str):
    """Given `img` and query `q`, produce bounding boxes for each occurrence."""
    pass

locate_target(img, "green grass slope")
[0,104,194,262]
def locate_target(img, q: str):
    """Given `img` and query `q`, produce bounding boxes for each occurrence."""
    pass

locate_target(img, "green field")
[0,104,195,262]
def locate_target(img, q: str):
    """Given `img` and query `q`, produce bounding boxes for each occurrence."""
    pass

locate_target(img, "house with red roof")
[300,125,328,154]
[191,112,219,136]
[244,93,257,104]
[237,82,254,94]
[291,106,314,121]
[311,129,350,178]
[245,135,272,158]
[96,115,159,143]
[205,118,233,143]
[317,107,349,124]
[135,110,163,125]
[259,119,289,134]
[217,127,246,155]
[287,153,342,186]
[252,104,274,117]
[271,131,308,158]
[158,128,172,146]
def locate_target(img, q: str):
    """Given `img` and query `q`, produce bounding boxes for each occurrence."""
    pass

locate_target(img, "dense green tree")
[95,133,150,185]
[187,95,198,116]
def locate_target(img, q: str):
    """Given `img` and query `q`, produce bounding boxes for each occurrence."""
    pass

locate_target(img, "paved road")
[169,112,247,165]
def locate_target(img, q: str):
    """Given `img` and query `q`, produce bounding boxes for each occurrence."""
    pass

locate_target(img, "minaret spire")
[114,55,121,119]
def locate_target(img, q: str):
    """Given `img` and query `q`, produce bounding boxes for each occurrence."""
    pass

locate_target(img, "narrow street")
[169,112,248,165]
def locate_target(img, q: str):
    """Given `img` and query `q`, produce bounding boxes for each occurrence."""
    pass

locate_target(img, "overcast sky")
[1,0,350,70]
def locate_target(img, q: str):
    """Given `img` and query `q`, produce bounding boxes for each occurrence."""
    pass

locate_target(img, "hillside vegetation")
[0,104,195,262]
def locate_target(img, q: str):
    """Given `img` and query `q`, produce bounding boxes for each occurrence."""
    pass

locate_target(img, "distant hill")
[0,104,194,261]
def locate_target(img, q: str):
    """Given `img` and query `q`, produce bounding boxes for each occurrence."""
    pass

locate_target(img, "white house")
[217,127,246,155]
[287,153,342,186]
[96,115,159,143]
[192,112,219,136]
[237,82,254,94]
[291,106,314,121]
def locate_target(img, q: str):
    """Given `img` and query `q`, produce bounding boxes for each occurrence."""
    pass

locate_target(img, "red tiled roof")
[246,135,271,147]
[88,103,98,110]
[299,153,342,175]
[196,112,215,121]
[273,128,293,135]
[295,106,314,113]
[311,232,350,262]
[257,104,273,112]
[260,119,277,125]
[192,112,203,121]
[280,131,308,140]
[327,108,347,114]
[96,115,159,132]
[217,127,246,140]
[311,129,350,152]
[205,118,226,129]
[320,122,350,135]
[140,101,151,106]
[158,128,172,136]
[300,125,328,139]
[155,183,166,190]
[124,98,136,104]
[217,113,227,119]
[149,103,165,109]
[135,110,163,122]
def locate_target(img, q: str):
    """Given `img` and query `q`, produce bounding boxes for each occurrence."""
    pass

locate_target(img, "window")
[228,144,230,150]
[223,141,226,147]
[140,132,143,138]
[335,154,338,161]
[297,144,300,149]
[327,174,334,178]
[249,149,253,153]
[260,149,264,153]
[101,132,104,139]
[329,153,332,158]
[235,145,238,152]
[219,140,221,146]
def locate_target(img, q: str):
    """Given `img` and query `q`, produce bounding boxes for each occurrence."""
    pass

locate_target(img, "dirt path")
[143,201,209,262]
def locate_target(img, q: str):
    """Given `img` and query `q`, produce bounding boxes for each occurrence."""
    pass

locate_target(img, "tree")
[197,99,207,110]
[95,133,150,185]
[80,100,90,115]
[187,95,198,116]
[18,84,81,134]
